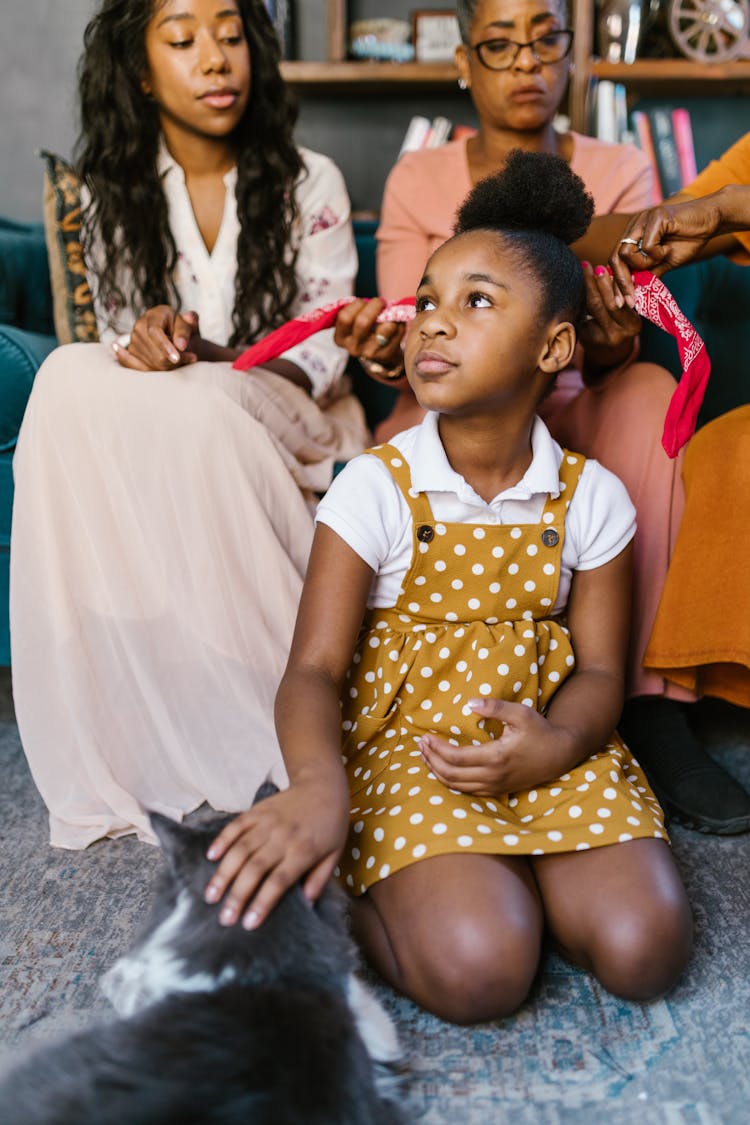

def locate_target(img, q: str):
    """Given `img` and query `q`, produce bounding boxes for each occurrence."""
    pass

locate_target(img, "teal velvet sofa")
[1,209,749,667]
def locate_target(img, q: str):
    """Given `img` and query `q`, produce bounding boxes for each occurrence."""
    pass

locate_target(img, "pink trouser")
[540,364,693,701]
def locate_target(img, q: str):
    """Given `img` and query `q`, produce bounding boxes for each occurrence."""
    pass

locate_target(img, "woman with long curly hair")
[10,0,368,849]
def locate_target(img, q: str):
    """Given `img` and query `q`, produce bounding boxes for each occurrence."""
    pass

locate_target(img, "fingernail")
[468,698,484,708]
[606,265,613,275]
[242,909,260,930]
[594,266,606,276]
[169,350,180,363]
[206,845,219,860]
[614,295,624,309]
[580,261,590,269]
[219,906,236,925]
[204,883,220,903]
[111,342,120,353]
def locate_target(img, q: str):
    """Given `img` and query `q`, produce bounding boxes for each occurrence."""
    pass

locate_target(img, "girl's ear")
[140,75,152,96]
[538,321,576,375]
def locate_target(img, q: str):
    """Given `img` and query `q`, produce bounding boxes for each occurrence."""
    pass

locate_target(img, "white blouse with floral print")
[85,143,358,400]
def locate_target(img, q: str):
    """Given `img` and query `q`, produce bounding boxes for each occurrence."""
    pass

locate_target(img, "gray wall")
[3,0,98,221]
[0,1,471,221]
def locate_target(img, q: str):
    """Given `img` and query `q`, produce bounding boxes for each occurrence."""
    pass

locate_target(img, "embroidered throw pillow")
[40,150,99,345]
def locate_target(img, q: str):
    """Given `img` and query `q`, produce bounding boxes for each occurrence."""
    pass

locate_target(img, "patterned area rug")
[0,698,748,1123]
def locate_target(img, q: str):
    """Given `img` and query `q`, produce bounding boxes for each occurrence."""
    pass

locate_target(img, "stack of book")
[592,82,698,202]
[631,107,698,201]
[398,116,475,158]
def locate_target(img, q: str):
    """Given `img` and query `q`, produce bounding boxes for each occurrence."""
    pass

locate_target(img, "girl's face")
[405,232,568,419]
[142,0,251,143]
[455,0,570,135]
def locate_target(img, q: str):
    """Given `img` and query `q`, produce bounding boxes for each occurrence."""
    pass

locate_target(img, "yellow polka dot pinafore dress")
[337,444,666,896]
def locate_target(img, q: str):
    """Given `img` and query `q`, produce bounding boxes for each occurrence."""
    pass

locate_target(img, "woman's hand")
[419,698,577,797]
[578,262,641,382]
[113,306,200,371]
[609,193,727,304]
[333,297,407,385]
[202,778,350,930]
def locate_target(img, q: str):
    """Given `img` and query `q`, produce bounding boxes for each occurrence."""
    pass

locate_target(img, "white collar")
[408,412,563,509]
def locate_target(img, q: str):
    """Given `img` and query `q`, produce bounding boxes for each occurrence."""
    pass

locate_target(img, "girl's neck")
[467,124,571,184]
[438,412,536,505]
[160,122,237,179]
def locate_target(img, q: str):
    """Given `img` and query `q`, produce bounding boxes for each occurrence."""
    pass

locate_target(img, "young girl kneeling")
[205,151,693,1025]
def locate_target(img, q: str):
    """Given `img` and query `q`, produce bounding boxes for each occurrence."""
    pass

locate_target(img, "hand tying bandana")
[233,276,708,458]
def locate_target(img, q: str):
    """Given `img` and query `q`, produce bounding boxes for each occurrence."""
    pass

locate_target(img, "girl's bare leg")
[350,853,543,1025]
[532,839,692,1000]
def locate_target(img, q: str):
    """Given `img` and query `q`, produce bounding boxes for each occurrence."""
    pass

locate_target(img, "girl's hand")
[578,262,641,382]
[202,780,350,930]
[333,298,406,384]
[113,306,200,371]
[419,698,576,797]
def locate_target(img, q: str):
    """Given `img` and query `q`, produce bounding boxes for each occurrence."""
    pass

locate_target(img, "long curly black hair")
[454,149,593,326]
[75,0,303,346]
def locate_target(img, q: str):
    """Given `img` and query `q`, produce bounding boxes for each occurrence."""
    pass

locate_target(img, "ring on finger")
[374,332,389,349]
[619,237,640,247]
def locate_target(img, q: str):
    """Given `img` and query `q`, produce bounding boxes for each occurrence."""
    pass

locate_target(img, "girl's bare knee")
[590,901,693,1001]
[409,915,541,1024]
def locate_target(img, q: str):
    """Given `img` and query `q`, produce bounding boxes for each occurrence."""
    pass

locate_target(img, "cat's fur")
[0,784,403,1124]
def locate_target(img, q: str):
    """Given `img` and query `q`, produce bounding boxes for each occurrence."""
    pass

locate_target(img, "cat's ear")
[149,812,195,870]
[253,781,280,805]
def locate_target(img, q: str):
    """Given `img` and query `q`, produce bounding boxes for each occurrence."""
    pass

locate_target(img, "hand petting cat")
[203,776,350,930]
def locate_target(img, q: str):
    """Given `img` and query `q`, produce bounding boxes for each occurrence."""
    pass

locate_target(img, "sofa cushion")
[40,151,99,346]
[0,220,54,336]
[0,326,57,450]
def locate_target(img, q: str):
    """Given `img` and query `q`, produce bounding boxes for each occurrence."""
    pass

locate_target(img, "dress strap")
[365,443,435,524]
[540,449,586,524]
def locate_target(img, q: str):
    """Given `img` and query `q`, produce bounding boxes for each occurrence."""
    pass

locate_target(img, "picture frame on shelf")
[411,9,462,63]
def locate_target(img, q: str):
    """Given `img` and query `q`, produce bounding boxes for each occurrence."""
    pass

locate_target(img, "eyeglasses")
[470,29,574,71]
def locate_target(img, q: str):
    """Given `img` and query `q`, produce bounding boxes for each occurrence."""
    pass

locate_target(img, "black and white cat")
[0,784,403,1124]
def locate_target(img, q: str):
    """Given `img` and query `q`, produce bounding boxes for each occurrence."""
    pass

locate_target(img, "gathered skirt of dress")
[10,343,369,848]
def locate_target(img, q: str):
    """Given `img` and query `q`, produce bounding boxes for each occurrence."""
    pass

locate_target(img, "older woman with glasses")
[333,0,750,835]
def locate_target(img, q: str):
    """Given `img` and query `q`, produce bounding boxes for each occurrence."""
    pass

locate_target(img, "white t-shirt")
[84,144,357,400]
[316,412,636,615]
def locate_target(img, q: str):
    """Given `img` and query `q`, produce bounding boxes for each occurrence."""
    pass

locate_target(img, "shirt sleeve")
[606,144,655,212]
[315,454,406,573]
[283,150,358,400]
[566,460,636,572]
[681,132,750,260]
[376,154,437,300]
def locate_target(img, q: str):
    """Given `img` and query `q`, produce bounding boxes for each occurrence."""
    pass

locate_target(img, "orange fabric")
[682,131,750,262]
[644,406,750,707]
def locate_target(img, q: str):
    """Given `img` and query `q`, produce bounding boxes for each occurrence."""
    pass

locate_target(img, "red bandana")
[233,274,709,458]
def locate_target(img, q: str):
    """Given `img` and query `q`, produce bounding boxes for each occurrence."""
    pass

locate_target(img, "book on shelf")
[648,106,683,199]
[593,81,630,146]
[630,106,698,201]
[398,115,468,157]
[263,0,294,58]
[398,116,432,157]
[425,116,453,148]
[631,110,663,203]
[671,107,698,188]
